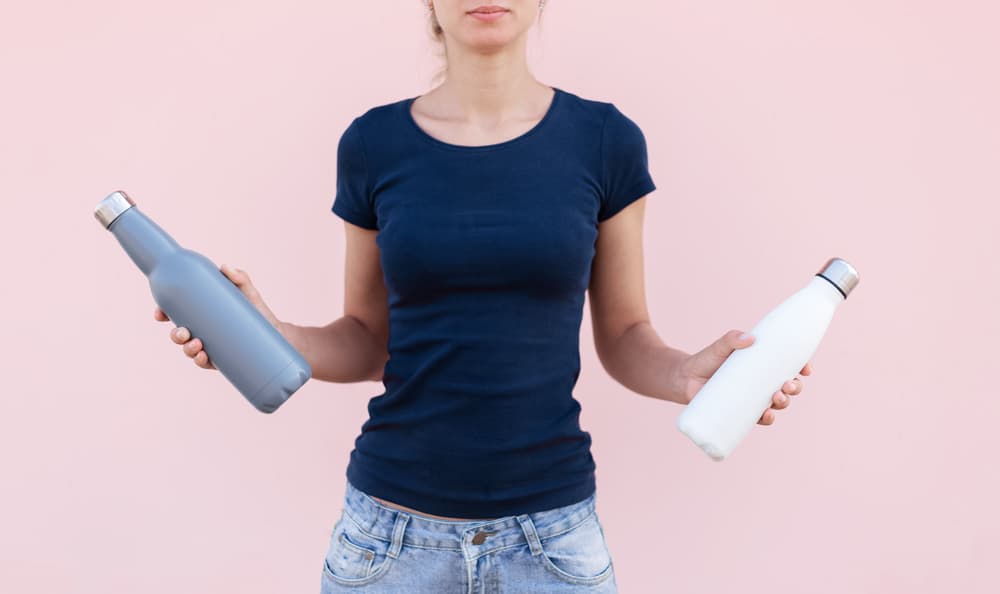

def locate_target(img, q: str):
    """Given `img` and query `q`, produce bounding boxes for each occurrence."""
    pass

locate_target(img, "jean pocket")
[536,510,615,586]
[322,513,395,587]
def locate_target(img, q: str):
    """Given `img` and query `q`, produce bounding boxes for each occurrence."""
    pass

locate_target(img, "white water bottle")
[676,257,859,460]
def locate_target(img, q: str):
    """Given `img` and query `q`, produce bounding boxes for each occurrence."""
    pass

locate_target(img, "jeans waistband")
[340,479,597,555]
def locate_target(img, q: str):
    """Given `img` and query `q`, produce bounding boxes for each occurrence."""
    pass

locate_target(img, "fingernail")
[739,332,752,341]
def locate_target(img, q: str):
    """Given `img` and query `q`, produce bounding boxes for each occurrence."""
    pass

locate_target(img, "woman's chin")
[460,31,518,50]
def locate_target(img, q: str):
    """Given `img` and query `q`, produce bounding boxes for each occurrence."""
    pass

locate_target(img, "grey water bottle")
[94,190,311,413]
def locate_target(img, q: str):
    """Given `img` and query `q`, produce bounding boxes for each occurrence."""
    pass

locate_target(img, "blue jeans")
[320,479,617,593]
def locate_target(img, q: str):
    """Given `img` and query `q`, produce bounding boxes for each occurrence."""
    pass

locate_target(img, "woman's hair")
[426,4,546,86]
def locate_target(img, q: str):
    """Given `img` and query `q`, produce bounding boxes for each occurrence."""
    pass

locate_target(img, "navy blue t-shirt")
[331,86,656,518]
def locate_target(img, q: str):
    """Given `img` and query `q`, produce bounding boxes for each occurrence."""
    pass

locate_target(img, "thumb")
[221,263,253,293]
[687,329,754,381]
[713,329,754,359]
[220,263,277,325]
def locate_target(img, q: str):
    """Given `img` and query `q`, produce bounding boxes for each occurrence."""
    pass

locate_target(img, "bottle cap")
[816,257,859,298]
[94,190,136,229]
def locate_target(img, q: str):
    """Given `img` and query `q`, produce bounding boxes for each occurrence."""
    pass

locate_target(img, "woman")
[155,1,812,591]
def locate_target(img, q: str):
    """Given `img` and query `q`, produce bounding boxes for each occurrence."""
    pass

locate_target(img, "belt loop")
[388,512,410,559]
[516,514,543,556]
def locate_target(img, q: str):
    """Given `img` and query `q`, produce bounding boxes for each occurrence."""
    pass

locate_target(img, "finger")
[221,264,263,302]
[182,338,203,358]
[771,390,790,410]
[170,327,189,344]
[781,378,801,396]
[800,361,812,376]
[733,330,754,348]
[758,409,775,425]
[194,351,212,369]
[154,308,169,322]
[171,327,189,344]
[715,330,754,361]
[221,263,250,287]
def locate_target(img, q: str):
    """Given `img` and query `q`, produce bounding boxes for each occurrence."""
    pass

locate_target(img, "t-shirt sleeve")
[331,117,378,230]
[598,104,656,222]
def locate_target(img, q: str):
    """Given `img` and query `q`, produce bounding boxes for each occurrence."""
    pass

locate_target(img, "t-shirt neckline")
[402,86,563,152]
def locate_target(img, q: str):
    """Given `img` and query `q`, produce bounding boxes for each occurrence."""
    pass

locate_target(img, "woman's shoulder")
[551,87,650,134]
[340,95,413,136]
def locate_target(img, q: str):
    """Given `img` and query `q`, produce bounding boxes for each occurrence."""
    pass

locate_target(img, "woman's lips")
[468,9,509,22]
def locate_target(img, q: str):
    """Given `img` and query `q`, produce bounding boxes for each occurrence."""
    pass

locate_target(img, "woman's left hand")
[677,329,813,425]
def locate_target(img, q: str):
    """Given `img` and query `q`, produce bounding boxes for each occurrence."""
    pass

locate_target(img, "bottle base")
[676,415,728,461]
[248,359,310,413]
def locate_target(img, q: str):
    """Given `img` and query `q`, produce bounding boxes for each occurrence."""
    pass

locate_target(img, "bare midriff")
[369,495,496,521]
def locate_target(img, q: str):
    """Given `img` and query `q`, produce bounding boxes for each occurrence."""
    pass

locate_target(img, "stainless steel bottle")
[94,190,311,413]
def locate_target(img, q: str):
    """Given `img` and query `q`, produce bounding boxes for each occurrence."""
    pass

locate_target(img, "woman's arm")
[588,196,809,424]
[588,194,691,405]
[283,221,389,383]
[281,315,385,384]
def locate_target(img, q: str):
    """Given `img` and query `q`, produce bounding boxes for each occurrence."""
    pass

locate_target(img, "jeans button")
[471,530,496,545]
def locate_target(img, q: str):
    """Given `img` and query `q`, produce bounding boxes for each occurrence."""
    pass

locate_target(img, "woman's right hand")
[154,263,286,370]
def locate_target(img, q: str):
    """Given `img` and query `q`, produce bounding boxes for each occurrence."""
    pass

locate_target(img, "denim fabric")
[320,480,617,593]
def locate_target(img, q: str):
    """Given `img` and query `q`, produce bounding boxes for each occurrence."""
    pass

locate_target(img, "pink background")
[2,1,998,592]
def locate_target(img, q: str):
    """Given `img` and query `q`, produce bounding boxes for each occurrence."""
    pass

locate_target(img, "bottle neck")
[108,207,181,276]
[811,274,847,304]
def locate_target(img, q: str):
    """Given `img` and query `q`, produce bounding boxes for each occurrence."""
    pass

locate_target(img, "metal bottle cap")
[816,257,860,298]
[94,190,136,229]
